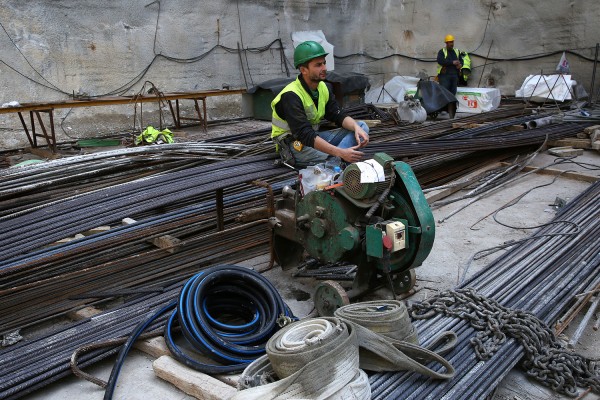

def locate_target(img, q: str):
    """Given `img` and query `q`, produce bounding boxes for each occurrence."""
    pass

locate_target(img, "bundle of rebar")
[365,122,591,158]
[0,283,181,400]
[0,104,594,398]
[370,181,600,399]
[0,154,283,261]
[0,143,251,217]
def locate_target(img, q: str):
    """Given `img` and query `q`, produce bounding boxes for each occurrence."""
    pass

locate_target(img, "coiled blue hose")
[165,264,295,374]
[103,264,294,399]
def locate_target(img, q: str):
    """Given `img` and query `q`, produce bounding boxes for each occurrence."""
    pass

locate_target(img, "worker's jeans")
[439,74,459,96]
[288,121,369,168]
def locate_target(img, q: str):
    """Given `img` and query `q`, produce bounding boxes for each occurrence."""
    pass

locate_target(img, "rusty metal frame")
[216,188,224,231]
[167,98,207,132]
[251,180,276,270]
[16,109,57,152]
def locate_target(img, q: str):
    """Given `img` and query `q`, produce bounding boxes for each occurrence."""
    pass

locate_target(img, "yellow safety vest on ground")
[271,78,329,140]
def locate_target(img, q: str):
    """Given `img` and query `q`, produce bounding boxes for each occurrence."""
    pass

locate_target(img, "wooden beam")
[425,163,502,204]
[499,162,599,183]
[153,355,237,400]
[504,124,525,131]
[451,122,488,129]
[548,138,592,149]
[122,217,181,253]
[0,89,247,114]
[135,337,240,387]
[547,147,584,157]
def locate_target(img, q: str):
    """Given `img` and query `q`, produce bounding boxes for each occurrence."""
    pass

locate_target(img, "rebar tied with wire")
[369,181,600,399]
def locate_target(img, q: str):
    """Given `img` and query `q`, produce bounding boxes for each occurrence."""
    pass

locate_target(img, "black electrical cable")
[335,46,599,67]
[0,19,63,93]
[102,265,295,399]
[469,3,494,54]
[103,299,177,400]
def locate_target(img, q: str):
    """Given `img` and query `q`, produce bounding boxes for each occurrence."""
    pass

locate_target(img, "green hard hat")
[293,41,328,68]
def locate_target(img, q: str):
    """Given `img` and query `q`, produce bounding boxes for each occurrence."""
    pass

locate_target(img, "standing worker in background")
[458,48,471,86]
[271,40,369,168]
[437,34,470,94]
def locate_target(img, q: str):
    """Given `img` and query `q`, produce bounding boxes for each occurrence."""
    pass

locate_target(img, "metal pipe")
[567,295,600,348]
[526,116,554,129]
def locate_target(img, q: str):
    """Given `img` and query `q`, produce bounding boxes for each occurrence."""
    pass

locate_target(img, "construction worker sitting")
[271,40,369,168]
[437,34,471,93]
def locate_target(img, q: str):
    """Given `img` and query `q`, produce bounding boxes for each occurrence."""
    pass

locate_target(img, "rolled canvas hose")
[233,302,455,399]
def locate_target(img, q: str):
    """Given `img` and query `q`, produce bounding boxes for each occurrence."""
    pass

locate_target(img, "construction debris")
[547,146,585,157]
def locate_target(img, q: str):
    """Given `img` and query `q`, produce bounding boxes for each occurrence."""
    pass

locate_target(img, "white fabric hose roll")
[231,301,456,400]
[231,317,370,400]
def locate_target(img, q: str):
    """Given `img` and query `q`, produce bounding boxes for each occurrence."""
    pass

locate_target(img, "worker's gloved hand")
[339,145,365,164]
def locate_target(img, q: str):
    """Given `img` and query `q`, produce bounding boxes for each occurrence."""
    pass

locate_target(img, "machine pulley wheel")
[393,269,417,293]
[314,280,350,317]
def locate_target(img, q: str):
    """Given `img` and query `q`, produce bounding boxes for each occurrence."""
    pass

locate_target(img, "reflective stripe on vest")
[436,48,461,75]
[271,77,329,140]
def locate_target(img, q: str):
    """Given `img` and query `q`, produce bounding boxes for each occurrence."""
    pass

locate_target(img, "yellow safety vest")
[271,77,329,140]
[436,48,462,75]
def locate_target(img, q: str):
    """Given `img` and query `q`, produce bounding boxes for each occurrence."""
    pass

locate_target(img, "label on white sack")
[356,160,385,183]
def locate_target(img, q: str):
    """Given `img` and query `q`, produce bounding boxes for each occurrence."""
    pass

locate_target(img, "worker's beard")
[309,70,326,84]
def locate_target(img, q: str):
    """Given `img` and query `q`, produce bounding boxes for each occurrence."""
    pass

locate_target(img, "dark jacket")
[437,48,460,76]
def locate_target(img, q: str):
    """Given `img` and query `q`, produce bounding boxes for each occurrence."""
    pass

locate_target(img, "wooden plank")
[363,119,382,128]
[150,234,182,253]
[82,226,111,236]
[0,89,247,114]
[499,162,599,183]
[123,217,181,252]
[134,336,171,359]
[66,306,102,321]
[547,147,584,157]
[452,122,487,129]
[153,355,237,400]
[583,125,600,134]
[504,124,525,131]
[425,163,502,204]
[548,138,592,149]
[135,337,239,387]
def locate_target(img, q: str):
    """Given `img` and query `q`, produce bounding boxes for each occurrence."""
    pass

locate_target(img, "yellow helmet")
[444,34,455,43]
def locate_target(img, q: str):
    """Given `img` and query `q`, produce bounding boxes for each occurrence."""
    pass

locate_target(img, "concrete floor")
[16,123,600,400]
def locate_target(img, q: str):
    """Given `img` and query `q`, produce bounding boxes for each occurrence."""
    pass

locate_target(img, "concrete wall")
[1,0,599,149]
